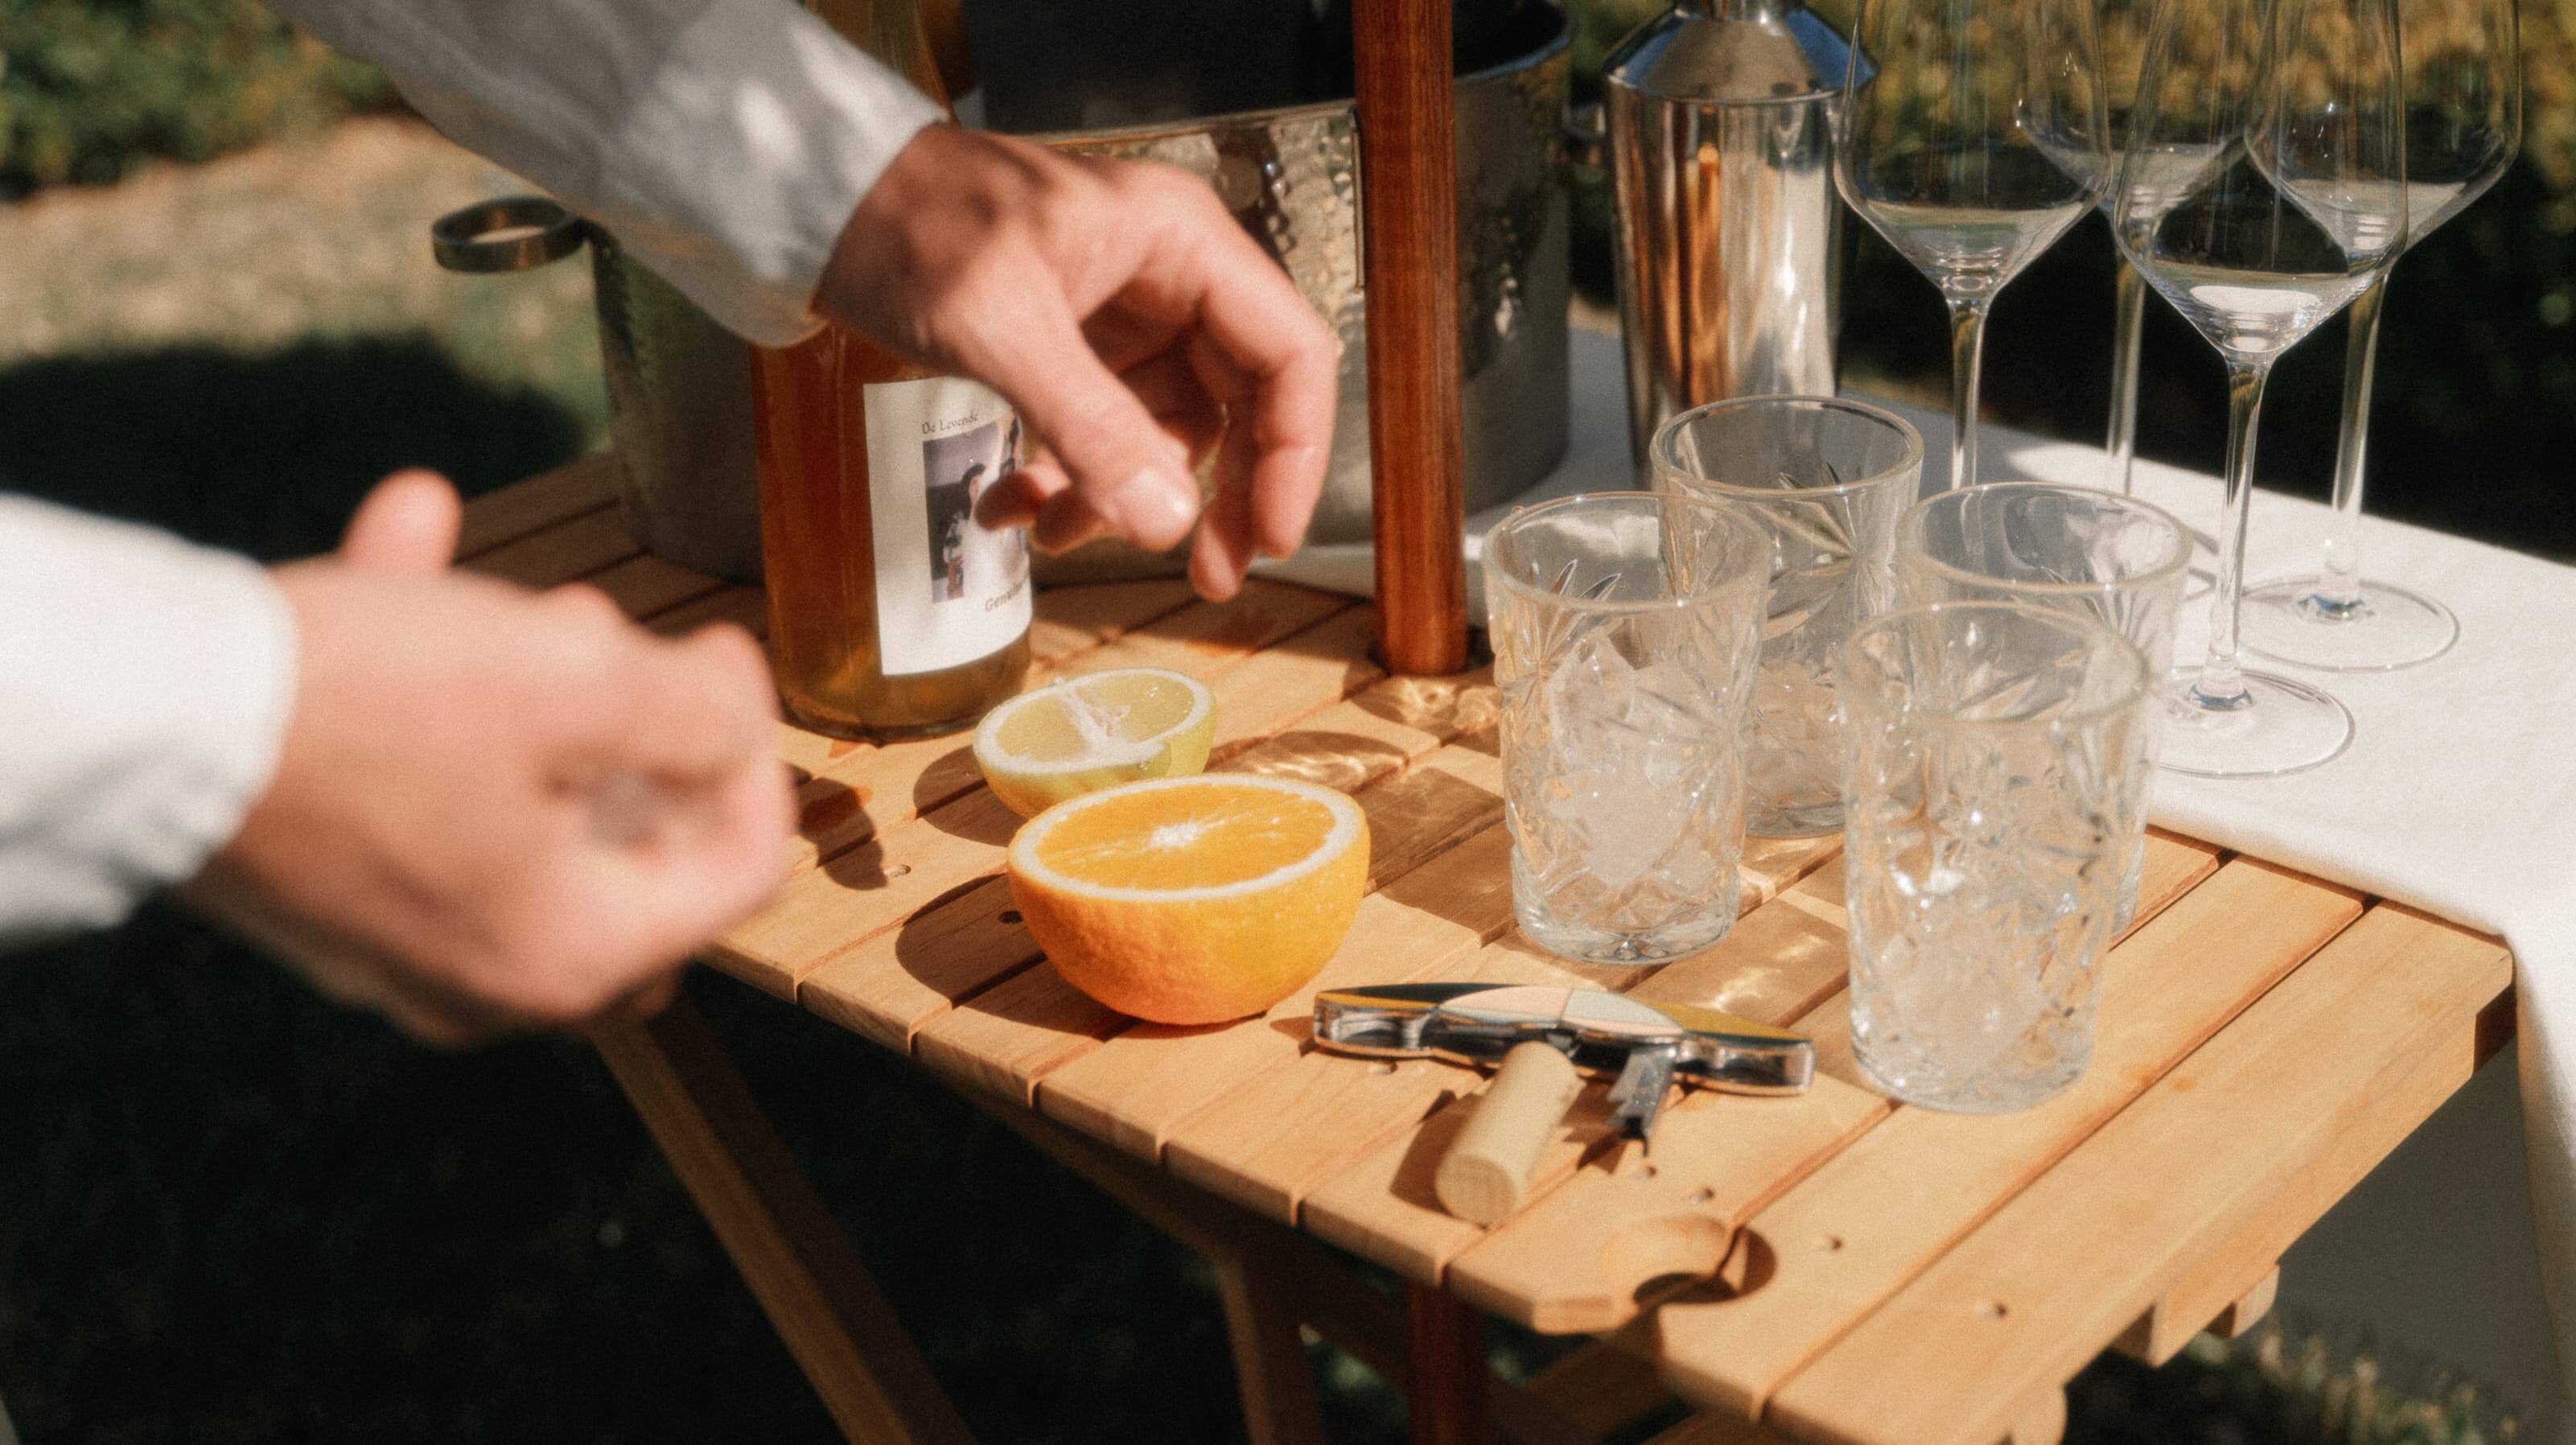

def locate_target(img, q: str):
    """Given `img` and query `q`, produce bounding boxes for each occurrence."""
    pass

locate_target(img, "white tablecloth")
[1257,326,2576,1433]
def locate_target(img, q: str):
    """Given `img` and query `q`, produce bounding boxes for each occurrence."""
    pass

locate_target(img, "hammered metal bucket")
[422,196,757,579]
[431,3,1572,586]
[1027,5,1574,581]
[431,196,765,582]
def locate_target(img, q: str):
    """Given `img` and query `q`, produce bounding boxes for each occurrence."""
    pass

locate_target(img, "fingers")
[938,274,1202,553]
[535,592,777,791]
[1125,187,1339,561]
[340,469,463,573]
[1190,419,1264,601]
[976,348,1220,545]
[584,745,795,972]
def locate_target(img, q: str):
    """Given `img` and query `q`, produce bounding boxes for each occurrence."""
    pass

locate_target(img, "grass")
[0,116,602,546]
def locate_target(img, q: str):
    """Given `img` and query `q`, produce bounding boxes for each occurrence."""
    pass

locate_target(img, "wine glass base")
[2238,577,2459,671]
[2156,667,2354,779]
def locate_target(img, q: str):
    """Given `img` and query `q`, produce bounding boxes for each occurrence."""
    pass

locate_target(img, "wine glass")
[1836,0,2109,494]
[2238,0,2520,669]
[2099,0,2158,498]
[2098,0,2225,585]
[2114,0,2405,776]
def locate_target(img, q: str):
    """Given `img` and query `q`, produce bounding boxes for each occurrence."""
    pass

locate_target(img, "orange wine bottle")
[750,0,1031,739]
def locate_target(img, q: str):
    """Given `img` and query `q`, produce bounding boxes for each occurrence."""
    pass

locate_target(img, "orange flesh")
[1035,784,1342,891]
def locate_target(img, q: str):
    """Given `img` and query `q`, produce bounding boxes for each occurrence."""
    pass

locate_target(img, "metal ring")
[430,196,586,273]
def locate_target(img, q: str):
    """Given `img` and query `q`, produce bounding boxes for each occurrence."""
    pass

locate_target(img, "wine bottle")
[751,0,1032,739]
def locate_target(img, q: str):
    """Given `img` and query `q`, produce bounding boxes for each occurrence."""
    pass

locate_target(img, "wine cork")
[1436,1041,1583,1225]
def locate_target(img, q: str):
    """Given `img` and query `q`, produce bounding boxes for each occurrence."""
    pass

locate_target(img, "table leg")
[1408,1284,1492,1445]
[590,1001,974,1445]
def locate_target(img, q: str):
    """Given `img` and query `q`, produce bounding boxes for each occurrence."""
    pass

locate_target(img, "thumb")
[957,290,1200,553]
[340,469,463,573]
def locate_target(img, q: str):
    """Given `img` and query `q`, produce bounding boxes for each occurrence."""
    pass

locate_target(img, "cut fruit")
[973,667,1216,818]
[1006,774,1370,1025]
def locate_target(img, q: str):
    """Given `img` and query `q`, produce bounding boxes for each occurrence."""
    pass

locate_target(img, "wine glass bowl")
[2113,0,2405,776]
[2238,0,2520,670]
[1834,0,2107,492]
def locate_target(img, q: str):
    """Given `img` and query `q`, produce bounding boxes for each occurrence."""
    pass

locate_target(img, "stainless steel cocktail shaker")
[1606,0,1849,465]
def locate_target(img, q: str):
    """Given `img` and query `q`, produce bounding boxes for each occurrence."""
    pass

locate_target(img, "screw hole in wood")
[999,910,1023,924]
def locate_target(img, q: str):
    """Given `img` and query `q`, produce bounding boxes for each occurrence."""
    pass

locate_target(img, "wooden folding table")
[455,453,2513,1445]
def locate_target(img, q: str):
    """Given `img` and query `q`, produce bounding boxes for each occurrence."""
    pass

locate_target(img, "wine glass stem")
[2193,357,2270,709]
[1944,295,1990,491]
[2106,259,2147,496]
[2316,275,2388,615]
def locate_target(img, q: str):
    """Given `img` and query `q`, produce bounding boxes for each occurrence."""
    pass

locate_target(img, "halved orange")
[1006,774,1371,1025]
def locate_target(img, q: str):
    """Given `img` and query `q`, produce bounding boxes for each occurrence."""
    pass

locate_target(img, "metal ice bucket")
[431,197,765,581]
[1007,2,1574,579]
[432,2,1573,584]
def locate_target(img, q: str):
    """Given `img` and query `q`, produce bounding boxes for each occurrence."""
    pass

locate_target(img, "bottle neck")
[809,0,955,116]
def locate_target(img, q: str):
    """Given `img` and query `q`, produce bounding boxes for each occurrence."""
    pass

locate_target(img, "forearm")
[265,0,942,344]
[0,499,298,944]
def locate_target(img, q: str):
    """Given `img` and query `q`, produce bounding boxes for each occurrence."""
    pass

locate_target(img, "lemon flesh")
[974,668,1216,817]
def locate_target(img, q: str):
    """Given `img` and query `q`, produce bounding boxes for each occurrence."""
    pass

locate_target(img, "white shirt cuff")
[0,498,298,941]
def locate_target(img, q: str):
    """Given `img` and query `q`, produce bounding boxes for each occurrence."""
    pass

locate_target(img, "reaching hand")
[183,471,793,1045]
[821,124,1339,601]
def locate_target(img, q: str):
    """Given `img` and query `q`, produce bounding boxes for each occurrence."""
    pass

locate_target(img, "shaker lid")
[1603,1,1854,105]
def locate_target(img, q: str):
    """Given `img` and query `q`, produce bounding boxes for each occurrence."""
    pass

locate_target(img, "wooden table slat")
[1654,849,2322,1416]
[455,452,620,559]
[461,504,640,589]
[645,585,769,639]
[460,484,2515,1445]
[799,664,1483,1056]
[708,586,1362,996]
[1025,578,1200,662]
[585,552,730,620]
[924,735,1508,1130]
[1761,904,2510,1445]
[1195,831,1840,1235]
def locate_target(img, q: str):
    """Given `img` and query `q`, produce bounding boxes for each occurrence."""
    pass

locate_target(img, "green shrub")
[0,0,393,196]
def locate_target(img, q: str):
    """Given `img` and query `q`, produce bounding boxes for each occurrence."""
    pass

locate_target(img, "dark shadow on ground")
[0,336,587,561]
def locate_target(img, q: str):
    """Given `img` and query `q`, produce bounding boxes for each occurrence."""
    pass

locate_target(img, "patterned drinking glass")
[1487,492,1773,964]
[1837,602,2152,1113]
[1652,396,1922,838]
[1895,482,2188,929]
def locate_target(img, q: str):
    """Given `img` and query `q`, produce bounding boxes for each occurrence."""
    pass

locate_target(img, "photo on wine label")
[924,417,1025,605]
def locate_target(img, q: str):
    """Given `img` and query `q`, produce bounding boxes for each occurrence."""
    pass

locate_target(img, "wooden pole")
[1353,0,1470,675]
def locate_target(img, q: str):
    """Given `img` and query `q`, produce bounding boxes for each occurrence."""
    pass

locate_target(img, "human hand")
[821,124,1338,601]
[183,471,793,1044]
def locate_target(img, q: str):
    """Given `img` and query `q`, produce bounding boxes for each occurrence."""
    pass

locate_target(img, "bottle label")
[862,375,1033,677]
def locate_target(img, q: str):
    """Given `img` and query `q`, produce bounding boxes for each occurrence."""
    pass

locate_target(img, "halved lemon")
[973,667,1216,818]
[1007,774,1370,1025]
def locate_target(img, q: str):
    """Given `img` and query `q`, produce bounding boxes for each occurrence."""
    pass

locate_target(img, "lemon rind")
[1009,774,1364,906]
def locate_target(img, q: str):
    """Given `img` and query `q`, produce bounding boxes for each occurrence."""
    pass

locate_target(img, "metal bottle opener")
[1314,983,1813,1225]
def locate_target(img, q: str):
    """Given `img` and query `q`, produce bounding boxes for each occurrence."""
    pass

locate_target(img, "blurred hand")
[184,471,793,1045]
[821,124,1338,600]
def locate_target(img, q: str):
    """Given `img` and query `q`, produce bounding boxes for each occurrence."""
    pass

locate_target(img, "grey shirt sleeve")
[266,0,944,344]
